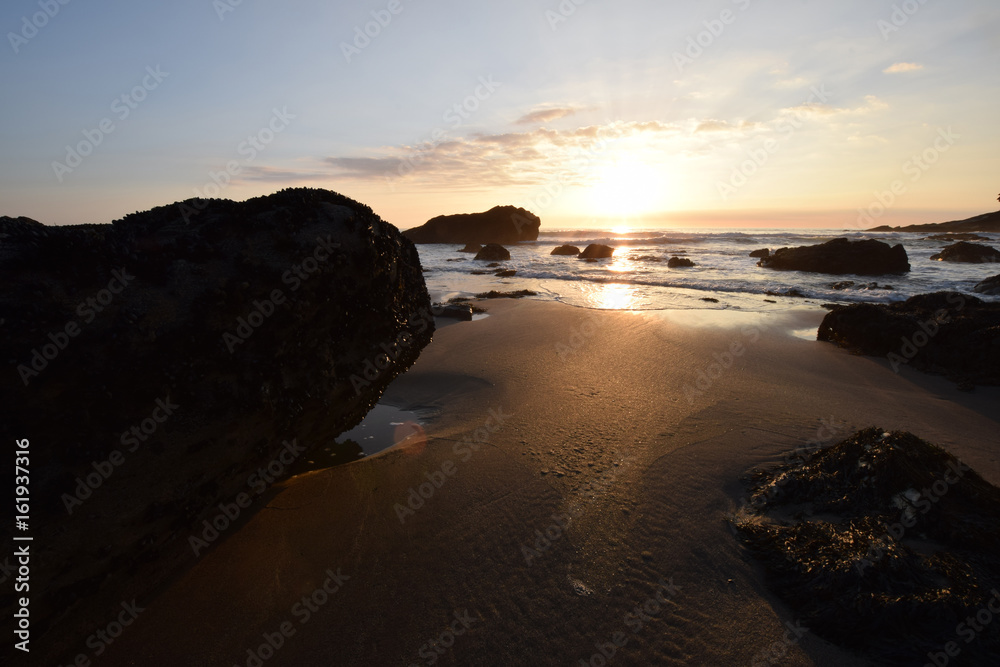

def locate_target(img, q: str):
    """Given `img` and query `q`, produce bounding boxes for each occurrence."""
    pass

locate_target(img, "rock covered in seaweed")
[0,187,434,661]
[733,427,1000,665]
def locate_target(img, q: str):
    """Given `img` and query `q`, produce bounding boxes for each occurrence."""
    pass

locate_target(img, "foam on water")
[419,228,1000,311]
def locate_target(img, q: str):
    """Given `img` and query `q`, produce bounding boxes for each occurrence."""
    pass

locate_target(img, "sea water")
[418,228,1000,311]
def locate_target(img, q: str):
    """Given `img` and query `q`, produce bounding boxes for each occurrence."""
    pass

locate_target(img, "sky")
[1,0,999,230]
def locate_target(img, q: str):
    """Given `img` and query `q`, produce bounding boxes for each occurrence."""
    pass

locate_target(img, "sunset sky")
[2,0,998,229]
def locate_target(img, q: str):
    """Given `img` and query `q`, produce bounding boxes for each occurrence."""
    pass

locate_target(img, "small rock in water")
[667,256,695,268]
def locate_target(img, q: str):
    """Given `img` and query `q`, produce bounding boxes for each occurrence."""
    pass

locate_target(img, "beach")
[84,298,1000,667]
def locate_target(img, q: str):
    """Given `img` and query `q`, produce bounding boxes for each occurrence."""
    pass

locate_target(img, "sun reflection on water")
[582,282,641,310]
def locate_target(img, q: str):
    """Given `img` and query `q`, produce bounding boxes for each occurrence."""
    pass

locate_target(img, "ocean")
[417,228,1000,312]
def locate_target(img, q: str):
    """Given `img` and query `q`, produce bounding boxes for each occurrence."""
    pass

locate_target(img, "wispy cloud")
[883,62,924,74]
[241,120,685,189]
[694,119,760,133]
[781,95,888,118]
[514,106,579,125]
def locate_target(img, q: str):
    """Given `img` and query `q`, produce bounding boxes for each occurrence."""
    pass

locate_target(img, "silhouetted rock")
[765,288,808,299]
[830,281,893,291]
[869,209,1000,233]
[930,241,1000,263]
[749,248,770,258]
[818,292,1000,385]
[404,206,540,244]
[758,238,910,275]
[459,243,482,253]
[474,289,537,299]
[667,256,695,268]
[550,245,581,256]
[474,243,511,261]
[495,269,517,277]
[974,274,1000,295]
[579,244,614,259]
[437,303,473,321]
[734,427,1000,665]
[923,232,988,242]
[0,188,434,658]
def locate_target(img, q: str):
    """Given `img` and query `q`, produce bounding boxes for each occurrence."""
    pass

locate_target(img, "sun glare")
[586,158,668,220]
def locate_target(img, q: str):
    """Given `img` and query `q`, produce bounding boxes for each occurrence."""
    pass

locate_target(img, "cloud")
[244,120,686,190]
[781,95,888,118]
[883,62,924,74]
[695,120,732,133]
[694,119,761,134]
[514,107,578,125]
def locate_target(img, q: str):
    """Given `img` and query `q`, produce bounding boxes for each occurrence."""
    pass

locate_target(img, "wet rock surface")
[734,427,1000,666]
[974,274,1000,295]
[818,292,1000,386]
[930,241,1000,263]
[0,187,434,660]
[758,238,910,276]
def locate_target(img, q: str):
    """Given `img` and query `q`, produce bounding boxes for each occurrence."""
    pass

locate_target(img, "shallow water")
[419,228,1000,312]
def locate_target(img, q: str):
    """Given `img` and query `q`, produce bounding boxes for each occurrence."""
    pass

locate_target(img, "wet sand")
[90,299,1000,666]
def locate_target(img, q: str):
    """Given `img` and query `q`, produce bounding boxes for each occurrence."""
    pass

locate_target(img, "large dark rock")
[667,256,695,268]
[404,206,540,244]
[474,243,510,261]
[930,241,1000,263]
[748,248,770,258]
[758,238,910,276]
[550,245,581,256]
[0,188,434,661]
[734,427,1000,665]
[818,292,1000,385]
[458,243,482,254]
[578,244,614,259]
[974,274,1000,295]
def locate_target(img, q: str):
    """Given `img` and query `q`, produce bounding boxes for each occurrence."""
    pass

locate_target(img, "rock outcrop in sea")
[579,244,614,259]
[474,243,511,261]
[818,292,1000,386]
[930,241,1000,263]
[404,206,540,244]
[0,187,434,660]
[550,245,581,256]
[758,238,910,276]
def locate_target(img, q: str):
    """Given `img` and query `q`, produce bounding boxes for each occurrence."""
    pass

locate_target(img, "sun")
[586,158,668,220]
